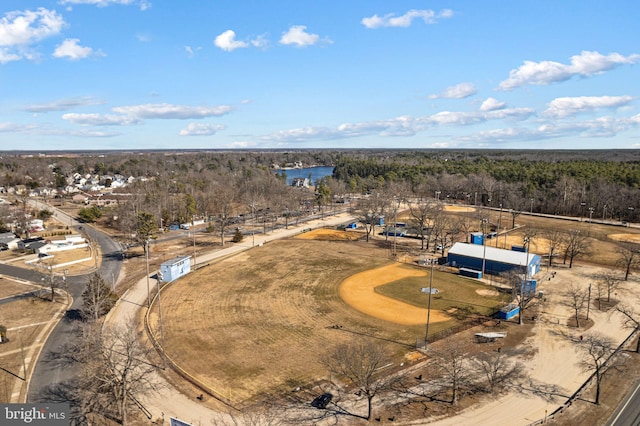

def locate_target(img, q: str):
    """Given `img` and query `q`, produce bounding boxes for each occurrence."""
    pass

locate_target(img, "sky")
[0,1,639,151]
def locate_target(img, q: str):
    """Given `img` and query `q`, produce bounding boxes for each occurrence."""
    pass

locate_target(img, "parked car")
[311,393,332,409]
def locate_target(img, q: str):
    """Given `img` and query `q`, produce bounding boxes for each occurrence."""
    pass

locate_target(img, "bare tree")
[563,229,590,268]
[614,303,640,353]
[430,341,472,404]
[81,273,117,322]
[213,180,238,247]
[502,269,537,325]
[41,260,59,302]
[324,340,391,420]
[408,196,438,250]
[472,350,525,392]
[616,243,640,281]
[576,333,615,405]
[72,322,156,424]
[566,282,588,328]
[543,229,566,270]
[598,271,621,303]
[351,192,388,242]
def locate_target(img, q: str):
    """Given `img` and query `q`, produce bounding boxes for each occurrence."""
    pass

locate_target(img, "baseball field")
[148,229,509,406]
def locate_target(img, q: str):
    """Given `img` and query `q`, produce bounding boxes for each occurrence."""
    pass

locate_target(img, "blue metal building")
[447,242,541,277]
[159,255,192,282]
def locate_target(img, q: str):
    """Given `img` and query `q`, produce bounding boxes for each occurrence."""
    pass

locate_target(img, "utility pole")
[586,283,592,321]
[421,259,438,349]
[157,270,164,345]
[192,231,197,269]
[481,218,488,278]
[145,239,150,308]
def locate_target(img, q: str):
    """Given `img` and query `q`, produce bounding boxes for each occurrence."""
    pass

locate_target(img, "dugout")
[447,242,541,277]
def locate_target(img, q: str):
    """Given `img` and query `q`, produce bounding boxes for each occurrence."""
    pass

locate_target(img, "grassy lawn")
[375,271,511,317]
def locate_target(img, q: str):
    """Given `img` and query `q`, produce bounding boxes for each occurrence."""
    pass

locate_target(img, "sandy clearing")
[295,228,361,241]
[444,205,476,213]
[608,233,640,243]
[428,263,640,426]
[339,263,450,325]
[476,289,499,297]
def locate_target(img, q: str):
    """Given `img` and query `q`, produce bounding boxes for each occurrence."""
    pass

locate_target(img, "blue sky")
[1,1,639,151]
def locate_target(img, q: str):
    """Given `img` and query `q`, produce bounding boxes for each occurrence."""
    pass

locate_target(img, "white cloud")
[112,103,233,119]
[0,8,65,47]
[24,97,105,113]
[184,45,202,57]
[499,51,640,91]
[136,33,151,42]
[62,113,140,126]
[429,82,477,99]
[280,25,327,47]
[0,49,22,64]
[58,0,151,10]
[179,123,225,136]
[362,9,453,29]
[214,30,248,52]
[260,106,535,143]
[53,38,95,60]
[480,97,506,112]
[250,34,269,49]
[544,95,634,118]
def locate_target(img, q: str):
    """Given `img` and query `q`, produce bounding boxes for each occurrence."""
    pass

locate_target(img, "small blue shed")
[159,255,192,283]
[470,232,484,245]
[498,304,520,320]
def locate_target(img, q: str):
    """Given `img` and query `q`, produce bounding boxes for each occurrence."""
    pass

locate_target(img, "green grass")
[375,270,510,317]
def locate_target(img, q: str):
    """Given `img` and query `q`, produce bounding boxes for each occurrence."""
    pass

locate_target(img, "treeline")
[331,150,640,222]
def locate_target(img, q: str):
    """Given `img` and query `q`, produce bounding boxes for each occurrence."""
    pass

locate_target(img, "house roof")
[448,242,539,266]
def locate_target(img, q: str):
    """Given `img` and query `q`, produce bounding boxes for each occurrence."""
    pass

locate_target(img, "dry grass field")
[144,206,640,412]
[149,230,509,407]
[0,278,67,402]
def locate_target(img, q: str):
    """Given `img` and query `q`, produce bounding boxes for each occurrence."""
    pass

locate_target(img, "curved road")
[11,204,125,406]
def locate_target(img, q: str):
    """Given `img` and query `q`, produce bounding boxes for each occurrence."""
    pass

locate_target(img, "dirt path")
[425,264,640,426]
[339,263,449,325]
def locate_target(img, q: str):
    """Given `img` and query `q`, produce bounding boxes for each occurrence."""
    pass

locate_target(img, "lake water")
[275,166,334,185]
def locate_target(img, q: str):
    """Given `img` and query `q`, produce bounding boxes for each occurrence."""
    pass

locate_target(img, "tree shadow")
[31,380,88,426]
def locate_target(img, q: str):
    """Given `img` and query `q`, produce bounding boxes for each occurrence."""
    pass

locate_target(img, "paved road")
[17,203,124,405]
[607,379,640,426]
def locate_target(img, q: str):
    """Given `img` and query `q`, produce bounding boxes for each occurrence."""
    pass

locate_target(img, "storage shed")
[159,255,192,283]
[447,242,541,277]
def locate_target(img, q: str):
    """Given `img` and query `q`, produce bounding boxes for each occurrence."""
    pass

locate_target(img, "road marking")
[609,380,640,425]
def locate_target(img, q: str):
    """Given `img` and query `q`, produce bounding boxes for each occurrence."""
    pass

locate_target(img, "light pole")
[603,204,607,221]
[192,230,197,269]
[250,202,256,247]
[421,258,437,349]
[481,218,488,278]
[530,198,534,214]
[145,239,151,308]
[588,207,594,224]
[392,197,398,257]
[496,204,502,248]
[157,270,164,344]
[435,191,441,202]
[586,283,592,321]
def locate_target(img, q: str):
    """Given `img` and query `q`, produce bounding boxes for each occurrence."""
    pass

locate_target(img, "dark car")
[311,393,332,409]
